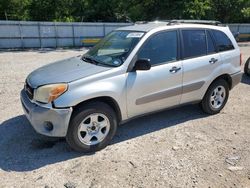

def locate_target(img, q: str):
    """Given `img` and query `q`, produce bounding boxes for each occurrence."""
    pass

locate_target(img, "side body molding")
[136,81,205,105]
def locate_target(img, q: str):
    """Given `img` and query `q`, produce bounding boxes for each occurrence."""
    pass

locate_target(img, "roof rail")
[167,20,221,26]
[135,21,148,25]
[150,20,170,23]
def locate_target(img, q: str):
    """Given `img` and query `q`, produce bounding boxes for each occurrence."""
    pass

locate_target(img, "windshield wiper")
[81,56,99,65]
[82,55,117,67]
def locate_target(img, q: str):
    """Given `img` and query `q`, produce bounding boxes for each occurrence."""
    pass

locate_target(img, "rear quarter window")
[211,30,234,52]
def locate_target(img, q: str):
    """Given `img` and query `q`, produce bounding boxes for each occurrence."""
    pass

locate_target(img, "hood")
[27,56,112,88]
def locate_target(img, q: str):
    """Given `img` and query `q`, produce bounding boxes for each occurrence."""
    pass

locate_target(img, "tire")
[66,101,117,152]
[201,79,229,115]
[244,57,250,76]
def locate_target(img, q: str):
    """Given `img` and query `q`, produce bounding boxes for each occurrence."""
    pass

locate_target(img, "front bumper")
[20,89,72,137]
[231,71,243,89]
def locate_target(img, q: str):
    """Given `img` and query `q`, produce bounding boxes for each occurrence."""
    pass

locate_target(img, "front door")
[126,30,183,118]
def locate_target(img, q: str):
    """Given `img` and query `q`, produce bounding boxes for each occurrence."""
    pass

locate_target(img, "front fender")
[53,73,128,120]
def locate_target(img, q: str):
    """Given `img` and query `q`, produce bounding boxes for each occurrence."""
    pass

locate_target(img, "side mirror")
[133,58,151,71]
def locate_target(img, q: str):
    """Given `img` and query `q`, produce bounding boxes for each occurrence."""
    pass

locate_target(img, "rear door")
[180,29,222,104]
[211,29,239,74]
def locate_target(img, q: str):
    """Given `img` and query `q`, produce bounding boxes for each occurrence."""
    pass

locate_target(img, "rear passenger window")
[182,30,207,59]
[138,31,178,66]
[211,30,234,52]
[207,31,216,54]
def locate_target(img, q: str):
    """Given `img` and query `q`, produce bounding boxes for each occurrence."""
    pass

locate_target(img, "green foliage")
[209,0,249,23]
[242,7,250,18]
[241,0,250,22]
[0,0,30,20]
[0,0,249,23]
[183,0,212,20]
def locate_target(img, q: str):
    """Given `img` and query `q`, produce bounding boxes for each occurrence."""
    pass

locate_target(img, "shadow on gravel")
[0,104,207,172]
[241,73,250,85]
[0,115,82,172]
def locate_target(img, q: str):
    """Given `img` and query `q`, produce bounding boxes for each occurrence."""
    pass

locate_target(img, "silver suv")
[21,20,243,152]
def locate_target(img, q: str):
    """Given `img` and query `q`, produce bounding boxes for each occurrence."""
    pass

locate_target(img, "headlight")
[34,83,68,103]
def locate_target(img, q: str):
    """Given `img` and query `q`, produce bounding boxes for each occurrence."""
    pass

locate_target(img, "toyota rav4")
[21,20,243,152]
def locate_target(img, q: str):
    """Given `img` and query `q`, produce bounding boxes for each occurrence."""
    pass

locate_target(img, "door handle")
[209,58,218,64]
[169,66,181,73]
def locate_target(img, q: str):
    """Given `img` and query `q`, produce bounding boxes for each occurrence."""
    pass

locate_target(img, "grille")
[25,81,34,100]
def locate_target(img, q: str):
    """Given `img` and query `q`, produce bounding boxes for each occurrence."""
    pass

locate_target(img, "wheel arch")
[72,96,122,123]
[244,57,250,75]
[201,74,232,100]
[210,74,233,90]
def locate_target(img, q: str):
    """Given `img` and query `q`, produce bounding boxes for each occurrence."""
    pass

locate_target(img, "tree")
[209,0,249,23]
[80,0,117,22]
[183,0,212,20]
[28,0,56,21]
[0,0,249,23]
[0,0,30,20]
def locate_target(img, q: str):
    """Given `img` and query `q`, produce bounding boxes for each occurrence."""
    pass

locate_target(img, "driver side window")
[137,30,178,66]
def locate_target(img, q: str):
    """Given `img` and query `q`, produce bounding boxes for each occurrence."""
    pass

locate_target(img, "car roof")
[116,21,226,32]
[117,22,168,32]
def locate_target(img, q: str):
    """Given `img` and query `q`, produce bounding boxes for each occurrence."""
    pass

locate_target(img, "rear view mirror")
[133,58,151,71]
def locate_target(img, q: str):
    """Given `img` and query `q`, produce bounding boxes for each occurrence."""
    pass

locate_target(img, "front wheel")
[201,79,229,115]
[66,102,117,152]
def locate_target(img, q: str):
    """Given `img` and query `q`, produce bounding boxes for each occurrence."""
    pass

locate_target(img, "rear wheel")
[244,57,250,76]
[66,102,117,152]
[201,79,229,115]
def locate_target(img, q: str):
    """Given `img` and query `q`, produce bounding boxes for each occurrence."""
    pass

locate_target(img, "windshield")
[82,31,145,67]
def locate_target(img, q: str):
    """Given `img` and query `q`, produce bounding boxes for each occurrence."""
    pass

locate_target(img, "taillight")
[240,53,242,66]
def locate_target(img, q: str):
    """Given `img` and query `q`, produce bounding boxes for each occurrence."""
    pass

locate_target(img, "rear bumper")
[231,71,243,89]
[20,89,72,137]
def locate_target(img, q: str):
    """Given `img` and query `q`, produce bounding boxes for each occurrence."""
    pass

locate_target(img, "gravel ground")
[0,47,249,188]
